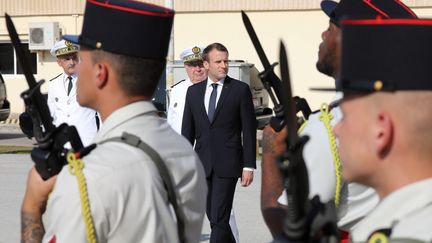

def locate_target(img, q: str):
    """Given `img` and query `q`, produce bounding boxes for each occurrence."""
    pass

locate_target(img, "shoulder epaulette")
[170,79,186,89]
[329,98,341,109]
[310,109,320,115]
[49,73,62,82]
[310,99,341,115]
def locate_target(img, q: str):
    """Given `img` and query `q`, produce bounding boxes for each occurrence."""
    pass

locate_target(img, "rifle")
[241,11,311,131]
[275,41,339,243]
[6,13,85,180]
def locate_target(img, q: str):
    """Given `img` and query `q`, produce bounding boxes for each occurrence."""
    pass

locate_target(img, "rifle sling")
[98,132,186,243]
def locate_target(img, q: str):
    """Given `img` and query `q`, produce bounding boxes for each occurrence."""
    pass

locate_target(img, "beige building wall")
[1,1,432,113]
[0,14,83,113]
[174,7,432,110]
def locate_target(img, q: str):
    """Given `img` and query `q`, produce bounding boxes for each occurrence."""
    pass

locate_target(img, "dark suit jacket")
[182,76,256,178]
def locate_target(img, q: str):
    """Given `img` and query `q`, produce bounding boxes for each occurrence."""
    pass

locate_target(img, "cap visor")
[310,87,374,95]
[63,35,80,45]
[310,87,338,92]
[321,0,338,17]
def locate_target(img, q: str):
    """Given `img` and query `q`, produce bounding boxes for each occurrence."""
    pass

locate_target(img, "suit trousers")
[207,172,238,243]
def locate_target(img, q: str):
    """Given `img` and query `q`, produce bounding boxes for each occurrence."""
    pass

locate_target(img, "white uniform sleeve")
[167,82,188,134]
[167,88,175,126]
[47,81,57,123]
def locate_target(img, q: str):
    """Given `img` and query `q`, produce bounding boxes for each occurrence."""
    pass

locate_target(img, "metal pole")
[165,0,175,106]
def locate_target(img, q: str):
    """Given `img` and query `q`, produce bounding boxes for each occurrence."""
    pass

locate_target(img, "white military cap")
[179,45,205,63]
[50,39,79,57]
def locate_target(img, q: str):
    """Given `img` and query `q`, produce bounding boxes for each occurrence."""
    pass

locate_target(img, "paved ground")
[200,160,272,243]
[0,113,35,147]
[0,154,33,243]
[0,124,273,243]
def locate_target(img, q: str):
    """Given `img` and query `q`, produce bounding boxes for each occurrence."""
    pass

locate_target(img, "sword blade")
[5,13,37,88]
[241,11,272,69]
[279,41,298,146]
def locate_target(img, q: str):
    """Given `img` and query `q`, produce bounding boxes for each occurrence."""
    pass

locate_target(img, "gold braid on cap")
[183,46,203,62]
[56,42,79,56]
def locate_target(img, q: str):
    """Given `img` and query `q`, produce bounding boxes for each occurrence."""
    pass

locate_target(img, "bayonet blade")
[5,13,37,88]
[241,11,272,70]
[5,13,55,132]
[279,41,310,228]
[279,41,298,147]
[242,10,284,106]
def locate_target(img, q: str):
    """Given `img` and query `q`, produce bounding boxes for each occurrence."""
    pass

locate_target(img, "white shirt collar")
[206,76,225,87]
[63,73,77,82]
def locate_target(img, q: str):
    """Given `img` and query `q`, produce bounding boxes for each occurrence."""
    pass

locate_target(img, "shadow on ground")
[0,133,27,139]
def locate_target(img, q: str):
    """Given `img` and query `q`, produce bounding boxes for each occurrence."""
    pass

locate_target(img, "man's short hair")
[202,43,229,61]
[90,49,165,98]
[185,60,204,68]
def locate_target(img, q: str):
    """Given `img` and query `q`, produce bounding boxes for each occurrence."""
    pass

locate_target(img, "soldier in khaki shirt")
[332,19,432,242]
[20,1,207,242]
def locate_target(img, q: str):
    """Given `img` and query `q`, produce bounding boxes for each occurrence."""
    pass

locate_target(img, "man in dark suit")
[182,42,256,242]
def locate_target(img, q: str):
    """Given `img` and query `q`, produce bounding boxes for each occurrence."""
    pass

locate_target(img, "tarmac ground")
[0,118,272,243]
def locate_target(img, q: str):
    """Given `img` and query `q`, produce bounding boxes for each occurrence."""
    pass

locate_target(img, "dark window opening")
[0,43,37,75]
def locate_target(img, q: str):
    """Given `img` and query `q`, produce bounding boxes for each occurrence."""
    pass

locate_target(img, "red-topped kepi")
[320,0,417,25]
[64,0,174,59]
[337,18,432,93]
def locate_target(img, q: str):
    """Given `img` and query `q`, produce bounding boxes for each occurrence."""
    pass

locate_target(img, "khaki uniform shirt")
[351,178,432,243]
[42,101,207,243]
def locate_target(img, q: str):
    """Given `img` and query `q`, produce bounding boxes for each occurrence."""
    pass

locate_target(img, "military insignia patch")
[181,47,203,62]
[192,46,201,54]
[54,40,79,56]
[367,228,392,243]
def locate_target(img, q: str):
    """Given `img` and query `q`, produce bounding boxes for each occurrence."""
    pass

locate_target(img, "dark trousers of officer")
[206,172,238,243]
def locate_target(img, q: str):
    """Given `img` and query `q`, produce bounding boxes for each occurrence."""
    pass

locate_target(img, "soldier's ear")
[95,62,109,89]
[374,112,393,159]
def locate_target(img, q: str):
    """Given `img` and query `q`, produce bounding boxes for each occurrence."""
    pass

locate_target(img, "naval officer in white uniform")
[47,39,99,146]
[167,45,207,134]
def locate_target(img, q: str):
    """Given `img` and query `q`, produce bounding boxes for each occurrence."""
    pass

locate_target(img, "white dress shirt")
[204,77,224,114]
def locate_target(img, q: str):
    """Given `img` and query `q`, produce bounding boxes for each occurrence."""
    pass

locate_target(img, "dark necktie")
[208,83,218,122]
[67,76,73,96]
